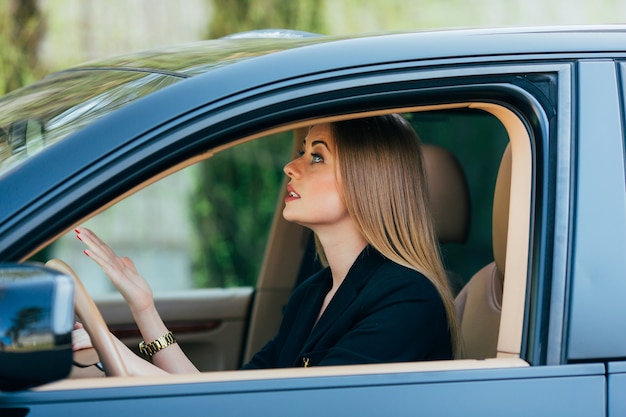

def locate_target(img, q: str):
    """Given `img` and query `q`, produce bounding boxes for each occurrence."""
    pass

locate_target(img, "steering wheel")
[46,259,129,377]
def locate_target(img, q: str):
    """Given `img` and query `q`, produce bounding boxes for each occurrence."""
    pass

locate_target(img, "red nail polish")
[76,234,82,241]
[75,228,80,234]
[83,250,89,257]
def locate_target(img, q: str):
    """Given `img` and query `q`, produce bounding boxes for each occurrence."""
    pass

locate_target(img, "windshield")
[0,69,182,176]
[0,34,334,177]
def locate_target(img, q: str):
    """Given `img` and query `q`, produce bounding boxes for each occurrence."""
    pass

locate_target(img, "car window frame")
[1,59,572,382]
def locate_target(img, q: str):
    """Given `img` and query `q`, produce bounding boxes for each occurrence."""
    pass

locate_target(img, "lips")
[285,184,300,201]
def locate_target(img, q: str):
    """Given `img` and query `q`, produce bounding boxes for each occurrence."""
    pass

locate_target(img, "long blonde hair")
[315,114,460,358]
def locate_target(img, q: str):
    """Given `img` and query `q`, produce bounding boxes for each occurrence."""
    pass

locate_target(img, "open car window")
[37,132,293,296]
[26,96,533,384]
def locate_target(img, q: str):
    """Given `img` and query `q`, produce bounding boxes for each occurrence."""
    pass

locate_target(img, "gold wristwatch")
[139,331,177,359]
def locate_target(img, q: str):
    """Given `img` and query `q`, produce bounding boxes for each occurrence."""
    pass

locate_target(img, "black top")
[242,247,452,369]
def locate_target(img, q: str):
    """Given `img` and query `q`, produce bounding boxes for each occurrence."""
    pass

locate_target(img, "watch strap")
[139,331,176,358]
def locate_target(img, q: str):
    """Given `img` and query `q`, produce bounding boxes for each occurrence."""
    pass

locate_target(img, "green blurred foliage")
[0,0,46,95]
[190,133,292,287]
[208,0,326,38]
[189,0,325,288]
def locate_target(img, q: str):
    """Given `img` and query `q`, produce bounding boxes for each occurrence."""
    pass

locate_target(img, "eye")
[296,150,305,157]
[311,153,323,163]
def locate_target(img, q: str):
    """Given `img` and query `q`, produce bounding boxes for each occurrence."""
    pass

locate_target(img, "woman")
[73,114,460,374]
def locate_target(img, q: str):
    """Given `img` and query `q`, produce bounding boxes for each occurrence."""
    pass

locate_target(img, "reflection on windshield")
[0,70,181,176]
[0,35,332,177]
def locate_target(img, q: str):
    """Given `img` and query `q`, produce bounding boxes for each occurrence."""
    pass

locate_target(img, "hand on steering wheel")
[46,258,128,377]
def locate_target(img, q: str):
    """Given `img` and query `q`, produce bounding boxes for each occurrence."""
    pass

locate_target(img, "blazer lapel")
[301,247,386,353]
[277,268,331,365]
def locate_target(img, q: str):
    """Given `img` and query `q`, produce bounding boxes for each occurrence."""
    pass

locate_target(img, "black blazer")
[242,247,452,369]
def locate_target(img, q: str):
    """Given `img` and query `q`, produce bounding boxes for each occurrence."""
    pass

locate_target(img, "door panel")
[608,362,626,416]
[568,61,626,360]
[98,288,253,371]
[6,362,605,416]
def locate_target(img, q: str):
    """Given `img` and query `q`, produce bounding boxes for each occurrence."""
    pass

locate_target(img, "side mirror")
[0,263,74,391]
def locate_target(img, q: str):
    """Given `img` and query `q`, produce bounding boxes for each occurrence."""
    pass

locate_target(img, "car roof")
[50,25,626,77]
[63,30,328,78]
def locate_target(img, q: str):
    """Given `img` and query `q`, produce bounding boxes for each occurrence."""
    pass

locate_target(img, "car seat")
[422,144,471,295]
[454,144,511,359]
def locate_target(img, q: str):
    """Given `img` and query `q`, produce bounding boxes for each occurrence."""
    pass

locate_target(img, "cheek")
[316,177,346,212]
[318,172,341,199]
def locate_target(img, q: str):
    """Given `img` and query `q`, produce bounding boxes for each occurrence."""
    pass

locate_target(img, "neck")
[316,227,367,288]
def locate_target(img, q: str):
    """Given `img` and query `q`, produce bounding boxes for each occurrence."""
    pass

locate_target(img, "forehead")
[305,123,334,145]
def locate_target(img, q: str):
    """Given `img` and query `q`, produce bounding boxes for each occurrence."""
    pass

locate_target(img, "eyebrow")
[303,139,330,150]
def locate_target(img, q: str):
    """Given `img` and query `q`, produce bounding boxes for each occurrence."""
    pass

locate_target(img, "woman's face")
[282,123,351,231]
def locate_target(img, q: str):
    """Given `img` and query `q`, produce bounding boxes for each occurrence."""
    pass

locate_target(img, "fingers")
[121,256,137,273]
[75,227,132,280]
[74,226,154,312]
[76,227,119,266]
[72,326,93,351]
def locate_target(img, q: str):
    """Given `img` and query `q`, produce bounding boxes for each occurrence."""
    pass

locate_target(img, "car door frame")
[1,51,606,414]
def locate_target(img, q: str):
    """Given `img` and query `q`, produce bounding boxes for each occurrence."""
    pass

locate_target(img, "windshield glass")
[0,35,334,177]
[0,70,181,176]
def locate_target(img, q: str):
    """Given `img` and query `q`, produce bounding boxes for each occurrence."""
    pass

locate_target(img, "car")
[1,25,626,415]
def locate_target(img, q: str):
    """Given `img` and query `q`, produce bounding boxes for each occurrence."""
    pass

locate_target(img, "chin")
[282,208,297,223]
[282,211,309,228]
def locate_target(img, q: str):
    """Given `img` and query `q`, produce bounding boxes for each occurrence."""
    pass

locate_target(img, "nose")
[283,158,301,179]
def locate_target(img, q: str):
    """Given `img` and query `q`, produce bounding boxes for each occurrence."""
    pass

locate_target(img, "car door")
[591,60,626,416]
[214,57,603,413]
[0,36,612,415]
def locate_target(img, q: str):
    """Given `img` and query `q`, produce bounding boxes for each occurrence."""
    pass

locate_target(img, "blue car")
[1,26,625,416]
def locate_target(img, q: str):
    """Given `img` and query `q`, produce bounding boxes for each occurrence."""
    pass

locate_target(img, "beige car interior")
[247,103,532,365]
[455,143,510,359]
[40,101,532,390]
[422,144,470,247]
[422,143,470,295]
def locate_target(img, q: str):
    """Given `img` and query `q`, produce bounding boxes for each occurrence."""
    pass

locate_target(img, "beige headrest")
[492,144,511,275]
[423,145,470,244]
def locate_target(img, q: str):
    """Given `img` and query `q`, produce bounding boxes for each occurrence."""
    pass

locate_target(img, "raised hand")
[74,226,198,374]
[75,227,154,315]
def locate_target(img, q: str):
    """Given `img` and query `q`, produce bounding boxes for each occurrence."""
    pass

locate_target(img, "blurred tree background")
[191,0,325,287]
[2,0,625,291]
[5,0,625,92]
[0,0,46,95]
[207,0,326,37]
